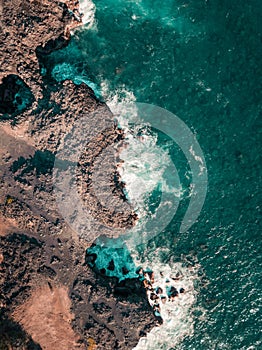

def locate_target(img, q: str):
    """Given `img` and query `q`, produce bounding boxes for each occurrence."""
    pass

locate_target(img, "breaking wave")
[87,239,203,350]
[133,256,203,350]
[86,84,202,349]
[79,0,97,30]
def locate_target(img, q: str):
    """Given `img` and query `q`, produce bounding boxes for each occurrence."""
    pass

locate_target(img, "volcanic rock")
[0,1,156,349]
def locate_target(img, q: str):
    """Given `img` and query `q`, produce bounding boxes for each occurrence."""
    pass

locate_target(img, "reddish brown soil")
[13,284,85,350]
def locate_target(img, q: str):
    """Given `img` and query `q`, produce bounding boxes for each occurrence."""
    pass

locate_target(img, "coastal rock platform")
[0,1,156,349]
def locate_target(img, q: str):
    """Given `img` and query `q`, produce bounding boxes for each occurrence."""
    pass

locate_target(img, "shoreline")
[0,1,156,349]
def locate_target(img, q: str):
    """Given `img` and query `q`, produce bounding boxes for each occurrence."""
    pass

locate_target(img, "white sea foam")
[79,0,97,30]
[132,254,203,350]
[118,132,174,213]
[88,240,204,349]
[189,145,206,176]
[87,239,204,350]
[100,80,137,109]
[101,82,183,217]
[96,83,202,348]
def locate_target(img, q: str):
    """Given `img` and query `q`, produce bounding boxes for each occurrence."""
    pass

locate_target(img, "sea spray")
[102,82,183,213]
[57,3,204,348]
[46,0,261,347]
[86,240,203,350]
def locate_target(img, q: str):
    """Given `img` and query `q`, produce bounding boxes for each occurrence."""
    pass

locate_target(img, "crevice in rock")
[36,34,70,57]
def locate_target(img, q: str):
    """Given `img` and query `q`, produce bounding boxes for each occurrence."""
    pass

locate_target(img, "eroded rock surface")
[0,1,156,349]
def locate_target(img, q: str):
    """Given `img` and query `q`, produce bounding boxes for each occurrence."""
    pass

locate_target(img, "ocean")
[44,0,261,349]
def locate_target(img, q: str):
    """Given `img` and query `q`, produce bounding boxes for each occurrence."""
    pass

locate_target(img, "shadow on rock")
[0,314,42,350]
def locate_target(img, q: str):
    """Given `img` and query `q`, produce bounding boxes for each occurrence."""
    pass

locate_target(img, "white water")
[93,84,202,349]
[118,131,172,213]
[79,0,97,30]
[88,236,203,350]
[101,81,183,217]
[133,257,203,350]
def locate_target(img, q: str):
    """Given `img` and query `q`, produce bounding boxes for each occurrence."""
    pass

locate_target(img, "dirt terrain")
[0,1,156,349]
[13,284,84,350]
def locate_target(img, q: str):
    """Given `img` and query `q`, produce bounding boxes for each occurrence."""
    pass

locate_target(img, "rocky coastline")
[0,1,156,349]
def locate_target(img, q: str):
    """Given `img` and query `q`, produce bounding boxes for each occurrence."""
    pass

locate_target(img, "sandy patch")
[13,284,85,350]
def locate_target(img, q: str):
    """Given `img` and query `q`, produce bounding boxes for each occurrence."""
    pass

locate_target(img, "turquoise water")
[45,0,261,348]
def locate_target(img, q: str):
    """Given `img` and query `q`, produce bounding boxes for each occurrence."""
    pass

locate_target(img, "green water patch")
[86,237,138,281]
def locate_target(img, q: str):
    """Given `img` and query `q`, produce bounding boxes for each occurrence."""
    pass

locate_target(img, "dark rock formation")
[0,1,156,349]
[0,0,81,101]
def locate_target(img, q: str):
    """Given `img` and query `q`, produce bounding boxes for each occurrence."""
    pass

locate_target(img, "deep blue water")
[44,0,261,348]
